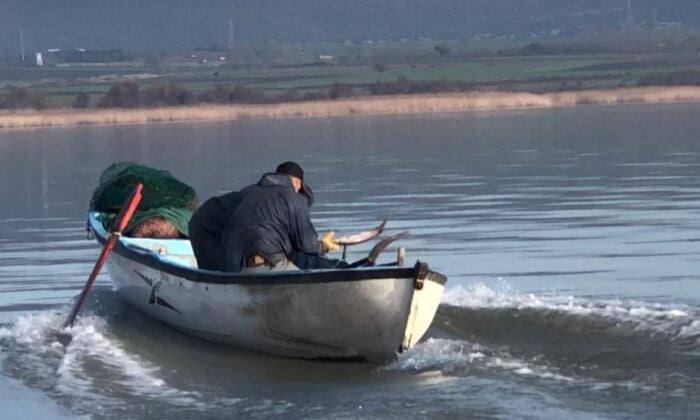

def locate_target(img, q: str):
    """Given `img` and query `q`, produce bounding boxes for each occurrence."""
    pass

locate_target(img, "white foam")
[485,357,573,383]
[0,311,62,344]
[0,311,298,416]
[385,338,486,372]
[62,317,205,408]
[386,338,574,383]
[678,320,700,339]
[0,312,217,413]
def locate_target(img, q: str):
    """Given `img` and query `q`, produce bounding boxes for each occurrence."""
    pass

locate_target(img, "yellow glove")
[320,230,340,254]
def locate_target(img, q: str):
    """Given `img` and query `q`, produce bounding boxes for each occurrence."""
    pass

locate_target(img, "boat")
[87,212,447,361]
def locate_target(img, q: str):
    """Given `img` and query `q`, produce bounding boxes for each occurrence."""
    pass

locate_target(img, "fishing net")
[91,162,198,237]
[91,162,197,212]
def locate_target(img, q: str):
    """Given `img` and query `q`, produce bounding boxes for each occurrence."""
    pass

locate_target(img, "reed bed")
[1,86,699,129]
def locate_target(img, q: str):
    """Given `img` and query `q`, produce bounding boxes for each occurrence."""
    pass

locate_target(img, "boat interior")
[90,212,199,268]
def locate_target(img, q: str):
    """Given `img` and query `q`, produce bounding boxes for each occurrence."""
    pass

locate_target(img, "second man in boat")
[188,161,342,272]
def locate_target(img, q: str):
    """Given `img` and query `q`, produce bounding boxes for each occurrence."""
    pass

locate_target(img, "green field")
[4,32,700,108]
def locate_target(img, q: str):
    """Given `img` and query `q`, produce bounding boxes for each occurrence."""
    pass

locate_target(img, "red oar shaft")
[64,183,143,328]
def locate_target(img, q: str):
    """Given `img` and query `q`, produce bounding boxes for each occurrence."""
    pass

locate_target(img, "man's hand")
[320,230,340,254]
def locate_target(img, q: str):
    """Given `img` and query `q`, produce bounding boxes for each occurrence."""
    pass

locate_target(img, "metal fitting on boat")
[414,261,429,290]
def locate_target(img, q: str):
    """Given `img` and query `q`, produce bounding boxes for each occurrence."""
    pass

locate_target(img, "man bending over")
[189,161,340,272]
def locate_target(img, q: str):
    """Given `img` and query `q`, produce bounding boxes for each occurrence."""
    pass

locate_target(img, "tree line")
[4,69,700,111]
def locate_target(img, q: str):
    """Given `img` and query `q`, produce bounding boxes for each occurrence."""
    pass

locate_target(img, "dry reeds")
[1,86,699,130]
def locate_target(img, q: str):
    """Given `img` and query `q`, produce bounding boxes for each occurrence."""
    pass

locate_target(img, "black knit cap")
[275,161,304,180]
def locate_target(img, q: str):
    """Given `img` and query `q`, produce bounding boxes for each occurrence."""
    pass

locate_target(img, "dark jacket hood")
[258,172,291,187]
[258,172,314,207]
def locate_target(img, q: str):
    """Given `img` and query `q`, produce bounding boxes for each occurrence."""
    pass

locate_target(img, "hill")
[2,1,700,53]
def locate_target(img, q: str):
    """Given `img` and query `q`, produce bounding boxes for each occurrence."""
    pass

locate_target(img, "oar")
[63,183,143,328]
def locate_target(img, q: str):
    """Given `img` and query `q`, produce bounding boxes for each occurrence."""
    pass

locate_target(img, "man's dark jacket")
[189,173,320,271]
[188,189,243,270]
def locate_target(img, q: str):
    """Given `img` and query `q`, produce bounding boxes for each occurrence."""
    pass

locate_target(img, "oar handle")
[63,183,143,328]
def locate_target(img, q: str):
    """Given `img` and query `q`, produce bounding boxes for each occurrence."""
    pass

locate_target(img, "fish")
[335,219,387,245]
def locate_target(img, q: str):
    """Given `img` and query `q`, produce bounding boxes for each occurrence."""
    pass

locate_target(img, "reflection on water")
[2,103,700,418]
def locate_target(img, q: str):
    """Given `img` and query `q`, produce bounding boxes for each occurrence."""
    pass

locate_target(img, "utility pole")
[226,1,236,50]
[228,19,234,49]
[626,0,633,28]
[19,28,25,62]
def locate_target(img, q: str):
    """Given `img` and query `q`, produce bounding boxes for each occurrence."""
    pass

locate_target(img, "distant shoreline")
[2,86,700,129]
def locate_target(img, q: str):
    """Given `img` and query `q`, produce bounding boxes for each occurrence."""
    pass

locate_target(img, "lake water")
[1,103,700,419]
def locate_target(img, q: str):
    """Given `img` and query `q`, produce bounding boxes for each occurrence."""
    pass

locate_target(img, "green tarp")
[91,162,197,236]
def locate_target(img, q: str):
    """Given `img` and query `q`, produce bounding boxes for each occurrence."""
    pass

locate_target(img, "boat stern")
[401,262,447,350]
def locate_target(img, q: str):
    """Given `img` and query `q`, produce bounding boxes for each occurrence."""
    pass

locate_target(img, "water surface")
[1,103,700,418]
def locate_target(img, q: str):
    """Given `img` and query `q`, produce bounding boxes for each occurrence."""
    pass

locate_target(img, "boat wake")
[4,281,700,416]
[386,282,700,399]
[441,283,700,346]
[0,312,232,415]
[0,289,290,417]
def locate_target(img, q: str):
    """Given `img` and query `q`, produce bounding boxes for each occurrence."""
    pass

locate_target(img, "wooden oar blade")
[63,237,117,328]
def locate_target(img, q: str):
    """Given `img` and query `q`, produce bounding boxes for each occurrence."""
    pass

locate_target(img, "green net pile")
[91,162,198,236]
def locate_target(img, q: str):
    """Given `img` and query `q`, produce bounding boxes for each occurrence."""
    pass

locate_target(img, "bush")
[72,91,90,109]
[637,69,700,86]
[328,82,351,99]
[523,42,546,55]
[98,81,140,108]
[197,85,266,104]
[2,85,48,110]
[369,76,475,95]
[275,89,302,103]
[302,91,326,101]
[141,82,195,107]
[434,44,451,56]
